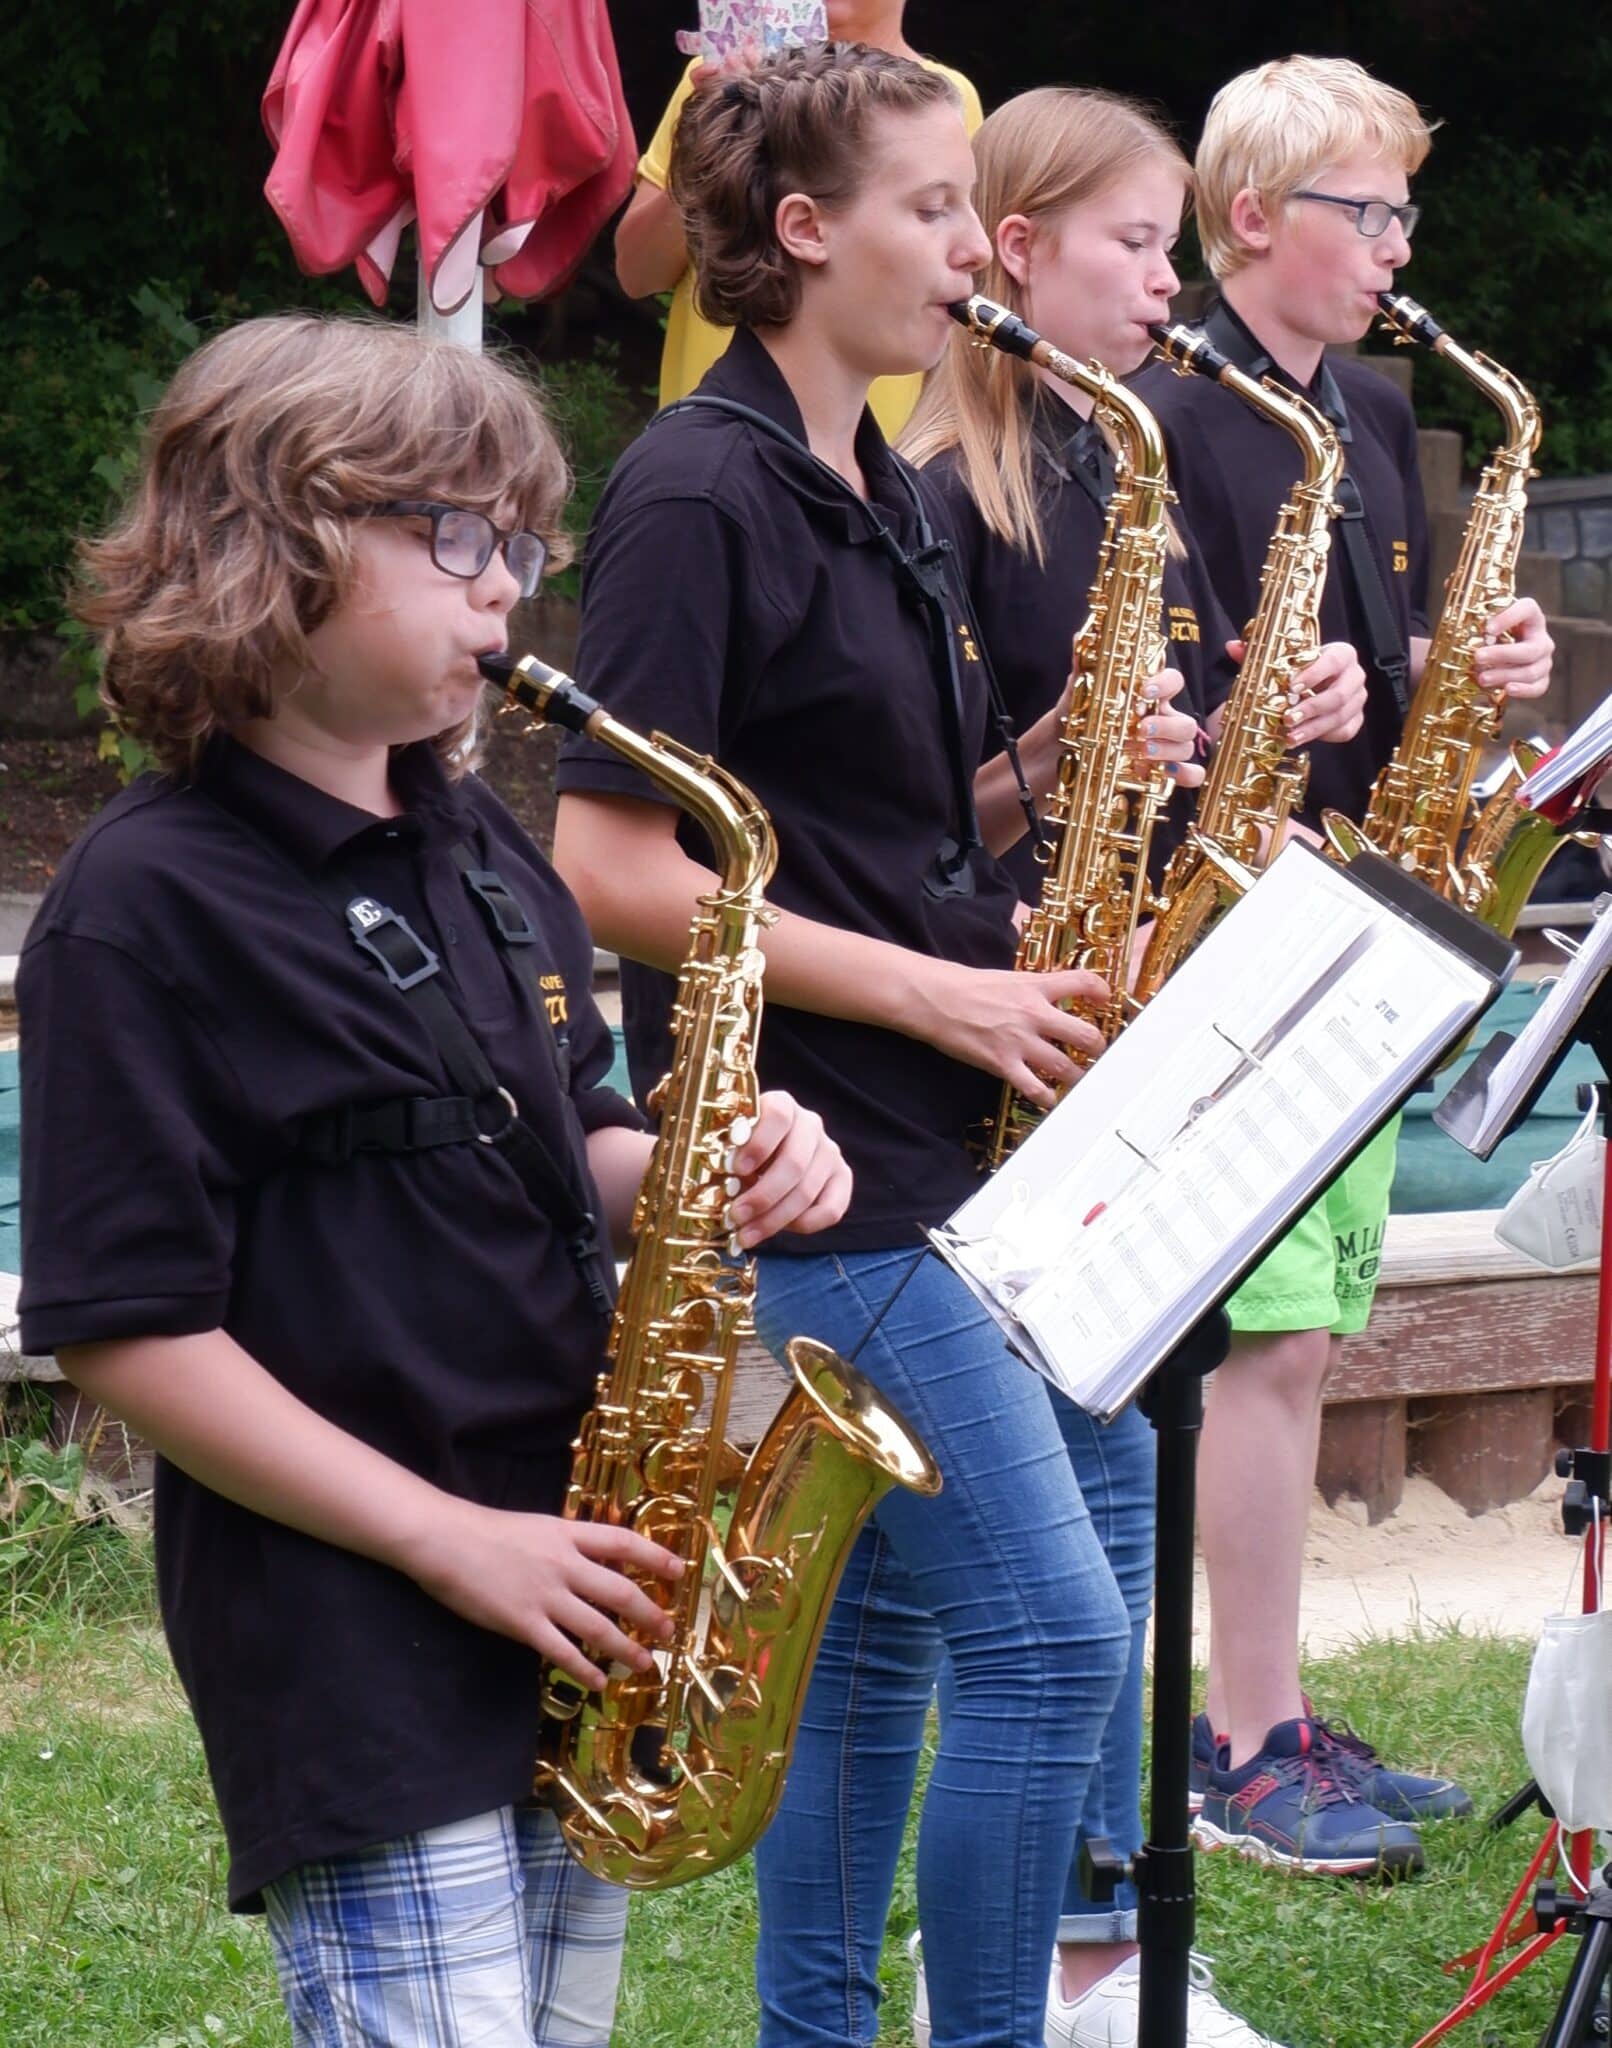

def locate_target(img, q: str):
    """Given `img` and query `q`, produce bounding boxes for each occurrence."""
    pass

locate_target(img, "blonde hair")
[902,87,1189,563]
[671,42,959,330]
[1195,56,1435,280]
[74,315,571,779]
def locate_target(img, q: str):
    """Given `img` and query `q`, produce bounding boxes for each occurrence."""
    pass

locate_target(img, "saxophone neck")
[1377,291,1541,464]
[480,651,776,900]
[1147,322,1341,494]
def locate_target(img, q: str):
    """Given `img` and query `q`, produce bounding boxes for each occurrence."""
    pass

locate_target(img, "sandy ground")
[1190,1474,1591,1662]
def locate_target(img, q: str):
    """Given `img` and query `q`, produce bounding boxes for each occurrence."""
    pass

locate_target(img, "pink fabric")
[263,0,636,309]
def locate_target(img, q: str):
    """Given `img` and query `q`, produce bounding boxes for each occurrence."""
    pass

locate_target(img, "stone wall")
[1523,476,1612,625]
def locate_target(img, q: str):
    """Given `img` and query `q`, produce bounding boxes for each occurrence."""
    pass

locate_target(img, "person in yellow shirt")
[614,3,983,436]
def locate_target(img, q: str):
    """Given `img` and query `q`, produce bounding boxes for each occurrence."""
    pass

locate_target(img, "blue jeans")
[752,1248,1138,2048]
[942,1397,1155,1946]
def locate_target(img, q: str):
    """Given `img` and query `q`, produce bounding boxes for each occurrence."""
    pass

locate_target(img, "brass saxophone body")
[1133,323,1344,1004]
[1324,291,1547,922]
[479,652,941,1892]
[948,297,1174,1168]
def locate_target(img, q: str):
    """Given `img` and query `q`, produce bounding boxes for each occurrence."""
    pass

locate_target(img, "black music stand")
[936,845,1516,2048]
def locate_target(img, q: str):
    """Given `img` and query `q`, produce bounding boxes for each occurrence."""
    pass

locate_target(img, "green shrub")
[1365,142,1612,475]
[0,281,200,638]
[533,337,652,595]
[0,1392,151,1625]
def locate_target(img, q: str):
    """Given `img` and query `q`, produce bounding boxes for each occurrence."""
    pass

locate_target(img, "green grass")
[0,1552,1588,2048]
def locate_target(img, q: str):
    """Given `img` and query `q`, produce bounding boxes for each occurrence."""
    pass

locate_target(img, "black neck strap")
[658,394,1047,890]
[1200,302,1411,716]
[201,786,616,1323]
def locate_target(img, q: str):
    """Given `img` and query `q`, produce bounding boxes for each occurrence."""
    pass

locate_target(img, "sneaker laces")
[1256,1746,1359,1811]
[1308,1712,1383,1785]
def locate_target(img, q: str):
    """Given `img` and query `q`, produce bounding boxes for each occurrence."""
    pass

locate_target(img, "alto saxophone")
[479,652,941,1892]
[1133,323,1344,1003]
[1325,291,1554,929]
[948,296,1174,1167]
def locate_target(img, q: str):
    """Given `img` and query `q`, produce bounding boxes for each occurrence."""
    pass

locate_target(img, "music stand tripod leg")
[1134,1309,1230,2048]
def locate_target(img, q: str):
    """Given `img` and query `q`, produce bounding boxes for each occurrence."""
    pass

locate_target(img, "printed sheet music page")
[934,844,1498,1418]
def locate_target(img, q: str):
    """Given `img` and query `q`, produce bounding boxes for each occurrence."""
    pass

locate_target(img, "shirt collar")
[1201,296,1353,440]
[703,327,914,542]
[1025,388,1115,504]
[196,736,469,873]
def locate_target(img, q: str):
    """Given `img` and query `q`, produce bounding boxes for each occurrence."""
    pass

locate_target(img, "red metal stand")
[1407,1092,1611,2048]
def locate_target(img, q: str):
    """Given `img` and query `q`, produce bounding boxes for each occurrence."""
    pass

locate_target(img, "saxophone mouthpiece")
[477,651,605,738]
[1148,322,1234,381]
[949,295,1041,361]
[1376,290,1445,349]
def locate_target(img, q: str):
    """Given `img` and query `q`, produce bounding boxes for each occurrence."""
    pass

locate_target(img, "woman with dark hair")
[554,43,1201,2048]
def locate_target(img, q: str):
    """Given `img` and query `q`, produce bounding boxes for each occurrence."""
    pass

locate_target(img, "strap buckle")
[345,897,440,991]
[474,1085,519,1145]
[461,868,536,946]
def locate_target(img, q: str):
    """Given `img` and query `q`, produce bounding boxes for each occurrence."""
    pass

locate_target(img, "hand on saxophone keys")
[1472,595,1553,699]
[725,1089,853,1249]
[1124,667,1207,789]
[410,1501,686,1694]
[914,960,1111,1109]
[1224,636,1368,748]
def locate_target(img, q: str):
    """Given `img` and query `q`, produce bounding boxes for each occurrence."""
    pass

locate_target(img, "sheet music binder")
[933,841,1515,1421]
[1436,896,1612,1159]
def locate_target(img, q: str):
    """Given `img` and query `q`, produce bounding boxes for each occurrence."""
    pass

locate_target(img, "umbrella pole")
[417,214,485,353]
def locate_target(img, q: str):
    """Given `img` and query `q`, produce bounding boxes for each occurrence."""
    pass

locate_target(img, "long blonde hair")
[902,87,1190,565]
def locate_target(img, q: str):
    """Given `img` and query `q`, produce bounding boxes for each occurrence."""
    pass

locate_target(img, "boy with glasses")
[18,314,850,2045]
[1134,53,1553,1881]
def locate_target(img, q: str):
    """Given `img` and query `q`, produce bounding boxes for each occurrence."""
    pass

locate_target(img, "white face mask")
[1494,1097,1605,1272]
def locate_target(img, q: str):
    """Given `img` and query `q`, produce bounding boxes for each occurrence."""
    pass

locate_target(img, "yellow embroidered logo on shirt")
[1392,540,1409,573]
[539,972,569,1026]
[1167,605,1201,645]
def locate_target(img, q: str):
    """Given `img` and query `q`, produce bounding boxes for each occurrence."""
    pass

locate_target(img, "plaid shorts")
[263,1805,627,2048]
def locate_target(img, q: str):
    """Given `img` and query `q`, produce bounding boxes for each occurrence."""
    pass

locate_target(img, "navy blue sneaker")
[1307,1707,1475,1823]
[1194,1717,1425,1878]
[1189,1711,1224,1815]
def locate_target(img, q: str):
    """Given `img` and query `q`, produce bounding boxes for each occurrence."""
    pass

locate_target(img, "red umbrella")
[263,0,637,318]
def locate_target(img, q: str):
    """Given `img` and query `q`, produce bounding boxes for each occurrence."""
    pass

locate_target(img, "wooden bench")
[5,1215,1597,1522]
[1321,1209,1596,1520]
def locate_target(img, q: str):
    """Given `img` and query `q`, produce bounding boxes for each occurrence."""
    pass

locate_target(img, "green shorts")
[1226,1115,1402,1337]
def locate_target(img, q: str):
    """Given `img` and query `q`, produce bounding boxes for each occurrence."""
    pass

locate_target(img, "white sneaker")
[1045,1951,1288,2048]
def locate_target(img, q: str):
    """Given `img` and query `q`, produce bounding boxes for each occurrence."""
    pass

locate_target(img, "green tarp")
[0,987,1597,1282]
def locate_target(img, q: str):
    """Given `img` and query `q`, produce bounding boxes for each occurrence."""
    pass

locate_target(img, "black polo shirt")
[923,393,1238,901]
[555,326,1021,1247]
[1131,297,1431,828]
[18,737,644,1911]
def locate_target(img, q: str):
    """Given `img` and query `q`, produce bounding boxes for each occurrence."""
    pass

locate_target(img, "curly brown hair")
[669,41,960,331]
[74,314,571,779]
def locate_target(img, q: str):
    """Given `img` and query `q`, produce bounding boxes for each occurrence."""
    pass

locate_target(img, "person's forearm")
[975,698,1061,855]
[60,1331,460,1581]
[585,1124,657,1251]
[615,181,690,299]
[1410,634,1429,687]
[557,810,945,1040]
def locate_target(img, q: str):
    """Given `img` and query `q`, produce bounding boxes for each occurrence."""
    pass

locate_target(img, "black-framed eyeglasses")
[346,500,548,598]
[1290,191,1420,241]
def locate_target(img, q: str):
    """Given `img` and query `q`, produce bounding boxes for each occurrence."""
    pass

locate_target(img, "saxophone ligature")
[1133,322,1345,1003]
[479,651,941,1892]
[1324,291,1558,931]
[948,296,1175,1166]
